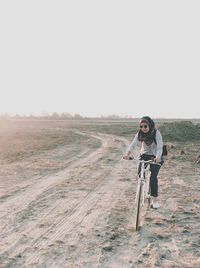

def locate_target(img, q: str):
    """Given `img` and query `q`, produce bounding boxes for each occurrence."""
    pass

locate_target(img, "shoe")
[150,202,160,209]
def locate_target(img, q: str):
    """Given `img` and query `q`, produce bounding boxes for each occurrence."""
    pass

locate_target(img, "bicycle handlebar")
[123,156,161,165]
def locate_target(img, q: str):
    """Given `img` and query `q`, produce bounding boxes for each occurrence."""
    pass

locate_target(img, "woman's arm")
[155,130,163,161]
[124,133,139,159]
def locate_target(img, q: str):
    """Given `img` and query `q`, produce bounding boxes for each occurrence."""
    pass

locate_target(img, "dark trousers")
[137,154,163,197]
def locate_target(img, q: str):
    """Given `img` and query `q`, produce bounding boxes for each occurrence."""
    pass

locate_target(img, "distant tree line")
[0,112,82,120]
[0,113,134,120]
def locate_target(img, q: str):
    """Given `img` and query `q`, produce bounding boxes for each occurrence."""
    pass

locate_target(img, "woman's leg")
[150,164,161,197]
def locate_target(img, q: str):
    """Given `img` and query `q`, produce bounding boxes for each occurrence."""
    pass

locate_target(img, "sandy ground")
[0,120,200,267]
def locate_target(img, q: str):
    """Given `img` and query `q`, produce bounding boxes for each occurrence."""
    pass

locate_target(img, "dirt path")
[0,131,200,267]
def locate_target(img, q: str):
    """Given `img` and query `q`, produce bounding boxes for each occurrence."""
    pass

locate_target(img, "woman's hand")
[155,157,161,163]
[123,155,131,160]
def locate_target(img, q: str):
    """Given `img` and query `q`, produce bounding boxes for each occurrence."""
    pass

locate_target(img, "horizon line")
[0,113,200,120]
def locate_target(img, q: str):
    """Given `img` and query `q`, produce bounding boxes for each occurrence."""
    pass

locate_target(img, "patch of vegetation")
[158,121,200,142]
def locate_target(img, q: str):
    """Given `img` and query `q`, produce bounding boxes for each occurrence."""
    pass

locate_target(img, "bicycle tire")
[135,182,143,231]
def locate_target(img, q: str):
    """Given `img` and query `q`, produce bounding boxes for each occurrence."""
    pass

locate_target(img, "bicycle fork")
[135,180,150,206]
[135,162,150,206]
[135,179,145,206]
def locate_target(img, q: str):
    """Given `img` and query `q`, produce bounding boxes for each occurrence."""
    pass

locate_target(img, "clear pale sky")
[0,1,199,118]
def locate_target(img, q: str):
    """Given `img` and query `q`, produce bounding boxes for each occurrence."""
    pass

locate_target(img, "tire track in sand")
[23,135,130,267]
[0,132,106,256]
[0,132,129,267]
[0,131,104,219]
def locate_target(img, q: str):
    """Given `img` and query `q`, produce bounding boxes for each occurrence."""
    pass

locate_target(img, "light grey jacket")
[127,129,163,159]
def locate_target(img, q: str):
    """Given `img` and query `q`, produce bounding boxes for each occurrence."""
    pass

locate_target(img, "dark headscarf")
[137,116,156,146]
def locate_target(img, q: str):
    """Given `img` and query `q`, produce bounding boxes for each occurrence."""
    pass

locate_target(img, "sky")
[0,1,199,118]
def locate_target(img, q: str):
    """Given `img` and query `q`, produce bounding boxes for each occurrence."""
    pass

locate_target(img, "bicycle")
[124,156,160,231]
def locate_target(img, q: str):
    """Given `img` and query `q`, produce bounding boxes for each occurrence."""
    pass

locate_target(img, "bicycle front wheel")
[135,182,143,231]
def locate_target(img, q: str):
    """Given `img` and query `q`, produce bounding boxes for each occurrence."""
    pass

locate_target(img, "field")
[0,118,200,268]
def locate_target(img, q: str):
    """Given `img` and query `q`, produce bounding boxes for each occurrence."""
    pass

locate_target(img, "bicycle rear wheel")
[135,182,143,231]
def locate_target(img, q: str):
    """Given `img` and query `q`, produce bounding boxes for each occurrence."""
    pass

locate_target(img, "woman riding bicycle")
[123,116,164,209]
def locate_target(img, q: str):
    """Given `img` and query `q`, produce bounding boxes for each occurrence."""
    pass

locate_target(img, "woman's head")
[138,116,156,145]
[139,116,155,132]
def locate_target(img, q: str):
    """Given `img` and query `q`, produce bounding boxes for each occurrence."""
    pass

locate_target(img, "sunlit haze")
[0,1,199,118]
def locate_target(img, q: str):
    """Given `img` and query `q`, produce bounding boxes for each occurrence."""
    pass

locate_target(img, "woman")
[123,116,163,209]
